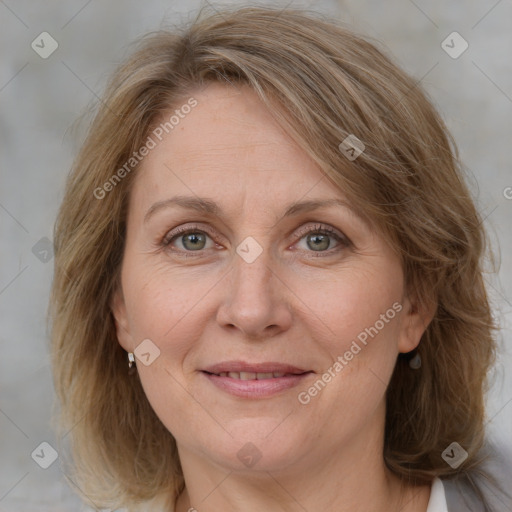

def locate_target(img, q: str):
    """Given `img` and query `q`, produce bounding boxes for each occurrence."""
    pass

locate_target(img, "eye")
[162,222,350,257]
[162,224,217,253]
[293,223,349,254]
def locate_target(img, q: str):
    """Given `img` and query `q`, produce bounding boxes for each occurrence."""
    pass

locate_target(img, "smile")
[211,371,294,380]
[201,363,313,398]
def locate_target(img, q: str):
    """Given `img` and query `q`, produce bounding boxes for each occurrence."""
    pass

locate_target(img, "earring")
[409,352,422,370]
[128,352,135,368]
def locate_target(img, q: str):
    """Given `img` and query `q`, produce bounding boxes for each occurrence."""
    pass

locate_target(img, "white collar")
[426,477,448,512]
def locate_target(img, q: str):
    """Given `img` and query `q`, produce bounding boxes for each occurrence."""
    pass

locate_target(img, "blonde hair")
[50,6,497,509]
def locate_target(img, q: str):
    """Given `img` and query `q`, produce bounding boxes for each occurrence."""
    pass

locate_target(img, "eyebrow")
[144,195,361,224]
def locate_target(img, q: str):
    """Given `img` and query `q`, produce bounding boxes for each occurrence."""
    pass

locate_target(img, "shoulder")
[441,442,512,512]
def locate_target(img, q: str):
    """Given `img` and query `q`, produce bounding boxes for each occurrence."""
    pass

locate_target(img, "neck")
[173,406,430,511]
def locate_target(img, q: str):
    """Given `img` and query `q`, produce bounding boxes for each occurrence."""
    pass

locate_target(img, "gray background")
[1,0,511,510]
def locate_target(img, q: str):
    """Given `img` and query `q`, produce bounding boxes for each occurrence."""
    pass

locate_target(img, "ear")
[110,285,134,353]
[397,293,436,353]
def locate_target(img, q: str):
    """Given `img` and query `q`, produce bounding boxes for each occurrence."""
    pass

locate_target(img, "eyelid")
[290,222,351,252]
[293,222,347,241]
[162,223,221,246]
[162,221,351,253]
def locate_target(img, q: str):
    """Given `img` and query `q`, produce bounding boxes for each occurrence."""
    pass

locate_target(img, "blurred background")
[1,0,511,510]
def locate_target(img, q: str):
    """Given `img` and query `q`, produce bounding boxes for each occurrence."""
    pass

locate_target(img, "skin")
[111,82,434,512]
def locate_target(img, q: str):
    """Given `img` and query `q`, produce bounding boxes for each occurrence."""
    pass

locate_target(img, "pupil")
[184,233,205,250]
[308,234,329,251]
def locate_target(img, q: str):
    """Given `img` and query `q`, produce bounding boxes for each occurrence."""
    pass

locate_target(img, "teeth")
[257,372,274,379]
[216,371,291,380]
[240,371,256,380]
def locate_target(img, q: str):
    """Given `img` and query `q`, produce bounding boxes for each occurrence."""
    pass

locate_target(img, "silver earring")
[128,352,135,368]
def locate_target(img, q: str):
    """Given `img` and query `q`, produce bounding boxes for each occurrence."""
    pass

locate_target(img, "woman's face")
[112,82,428,473]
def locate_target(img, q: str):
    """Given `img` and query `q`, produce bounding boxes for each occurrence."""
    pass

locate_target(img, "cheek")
[121,257,224,382]
[294,264,403,355]
[122,263,211,431]
[123,257,211,338]
[295,268,403,424]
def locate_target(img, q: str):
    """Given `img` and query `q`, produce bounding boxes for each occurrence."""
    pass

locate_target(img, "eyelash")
[161,223,350,258]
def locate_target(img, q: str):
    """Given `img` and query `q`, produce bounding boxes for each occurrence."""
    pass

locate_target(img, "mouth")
[205,371,305,380]
[200,361,314,398]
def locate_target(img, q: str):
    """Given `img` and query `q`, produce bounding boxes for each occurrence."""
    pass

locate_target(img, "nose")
[216,248,293,340]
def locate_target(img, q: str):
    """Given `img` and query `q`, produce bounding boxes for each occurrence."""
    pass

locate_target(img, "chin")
[196,418,313,472]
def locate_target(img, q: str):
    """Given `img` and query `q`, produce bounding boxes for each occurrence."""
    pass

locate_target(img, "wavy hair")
[49,6,498,510]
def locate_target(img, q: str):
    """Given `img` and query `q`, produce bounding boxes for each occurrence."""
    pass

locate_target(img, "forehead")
[129,82,345,215]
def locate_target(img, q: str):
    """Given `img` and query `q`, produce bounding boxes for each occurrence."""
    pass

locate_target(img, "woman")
[49,6,510,511]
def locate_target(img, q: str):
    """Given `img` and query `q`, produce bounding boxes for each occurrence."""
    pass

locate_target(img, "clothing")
[427,478,448,512]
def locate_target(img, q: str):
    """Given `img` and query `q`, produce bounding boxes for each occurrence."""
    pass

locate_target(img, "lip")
[201,360,313,398]
[202,360,309,374]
